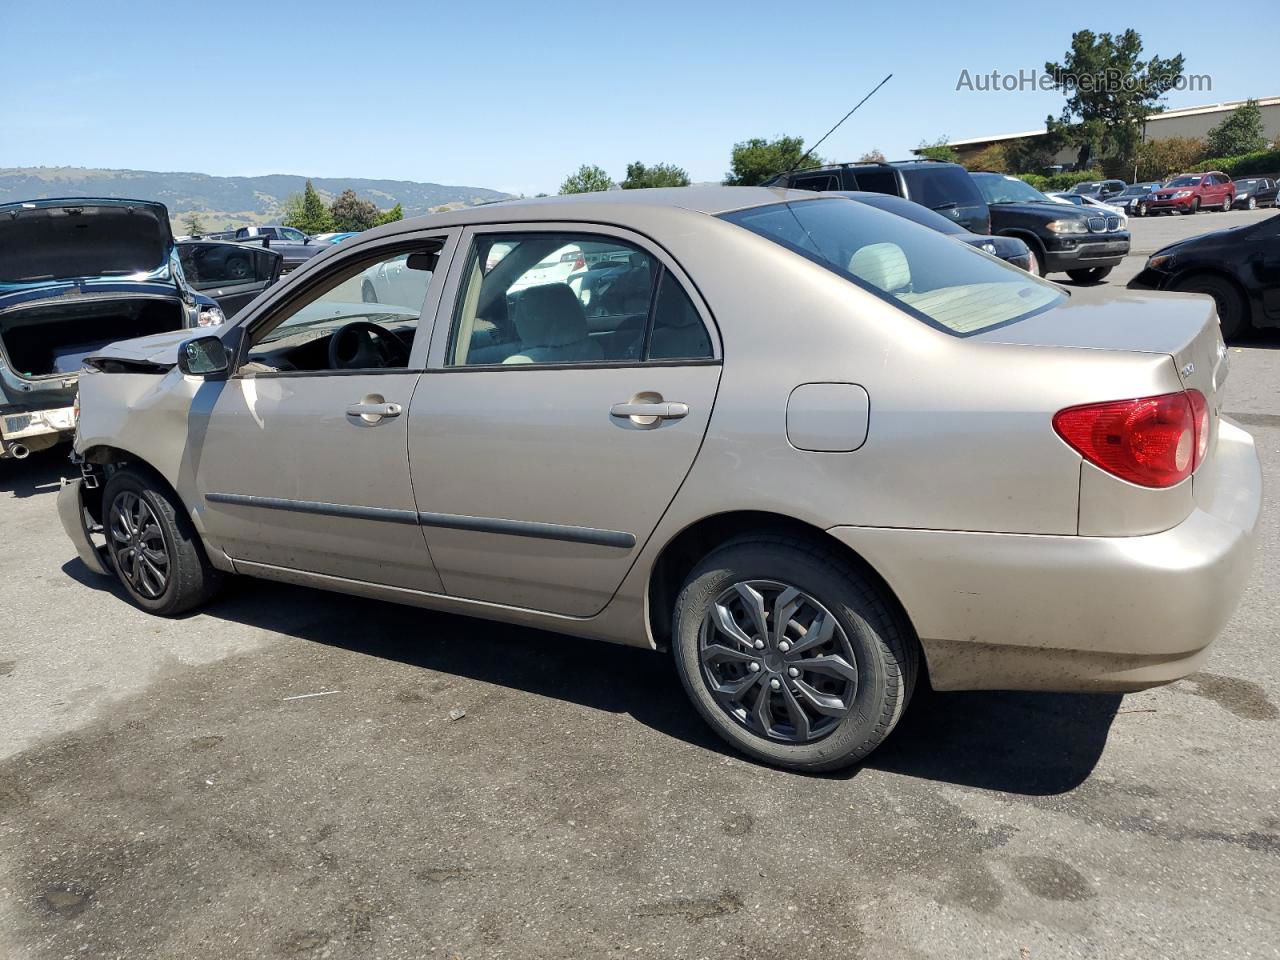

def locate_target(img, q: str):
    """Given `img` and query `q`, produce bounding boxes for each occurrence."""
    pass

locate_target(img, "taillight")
[1053,390,1208,488]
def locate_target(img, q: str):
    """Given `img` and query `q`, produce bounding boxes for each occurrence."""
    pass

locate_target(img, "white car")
[1049,192,1127,220]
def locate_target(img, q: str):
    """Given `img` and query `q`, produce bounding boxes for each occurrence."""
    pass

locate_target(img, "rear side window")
[849,168,898,195]
[900,166,985,209]
[790,173,840,192]
[722,197,1063,336]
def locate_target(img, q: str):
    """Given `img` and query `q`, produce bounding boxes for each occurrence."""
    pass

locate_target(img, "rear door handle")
[610,401,689,421]
[346,401,402,422]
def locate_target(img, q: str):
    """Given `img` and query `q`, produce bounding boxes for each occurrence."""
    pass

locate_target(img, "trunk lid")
[0,198,175,288]
[973,290,1225,405]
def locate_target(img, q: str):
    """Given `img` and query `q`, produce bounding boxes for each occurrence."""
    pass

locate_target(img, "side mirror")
[177,335,230,378]
[406,252,439,272]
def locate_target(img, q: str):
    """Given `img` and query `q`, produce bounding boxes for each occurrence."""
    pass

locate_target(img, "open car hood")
[0,198,174,287]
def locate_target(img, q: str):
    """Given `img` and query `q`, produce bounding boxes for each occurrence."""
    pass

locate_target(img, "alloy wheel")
[108,491,171,599]
[698,580,858,744]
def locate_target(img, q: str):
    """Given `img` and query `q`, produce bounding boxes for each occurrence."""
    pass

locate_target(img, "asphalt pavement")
[1,208,1277,960]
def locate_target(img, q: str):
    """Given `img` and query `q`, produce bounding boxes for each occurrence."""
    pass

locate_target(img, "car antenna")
[780,73,893,178]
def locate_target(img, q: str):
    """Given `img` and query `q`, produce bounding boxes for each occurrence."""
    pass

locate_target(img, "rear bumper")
[829,420,1262,692]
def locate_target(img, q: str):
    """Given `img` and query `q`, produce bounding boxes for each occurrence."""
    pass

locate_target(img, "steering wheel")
[327,320,410,370]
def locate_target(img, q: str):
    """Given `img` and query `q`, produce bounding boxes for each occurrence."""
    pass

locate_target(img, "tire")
[1182,198,1200,215]
[1221,197,1231,212]
[225,257,250,280]
[361,279,379,303]
[1247,197,1257,210]
[1006,233,1046,277]
[102,467,223,616]
[671,535,917,772]
[1066,266,1113,284]
[1172,274,1248,341]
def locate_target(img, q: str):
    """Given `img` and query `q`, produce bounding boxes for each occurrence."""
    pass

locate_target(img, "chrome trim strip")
[416,511,636,548]
[205,492,636,548]
[205,492,419,525]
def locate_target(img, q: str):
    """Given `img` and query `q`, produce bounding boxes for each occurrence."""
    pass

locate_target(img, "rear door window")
[849,168,898,195]
[790,173,840,192]
[722,197,1063,336]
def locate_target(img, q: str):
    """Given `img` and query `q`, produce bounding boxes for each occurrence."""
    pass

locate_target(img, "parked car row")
[54,186,1260,773]
[766,160,1130,281]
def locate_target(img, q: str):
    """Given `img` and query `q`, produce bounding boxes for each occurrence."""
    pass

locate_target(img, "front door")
[194,231,457,591]
[409,225,722,616]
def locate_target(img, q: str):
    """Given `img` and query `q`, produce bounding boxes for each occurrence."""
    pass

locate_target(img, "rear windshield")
[721,197,1063,336]
[900,166,985,209]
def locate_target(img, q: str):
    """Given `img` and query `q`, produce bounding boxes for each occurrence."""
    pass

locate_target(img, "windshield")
[1119,186,1150,197]
[1234,179,1261,190]
[721,197,1063,336]
[972,173,1052,205]
[1071,183,1102,195]
[1166,175,1202,187]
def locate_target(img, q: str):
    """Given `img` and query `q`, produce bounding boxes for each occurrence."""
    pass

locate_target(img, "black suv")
[765,160,991,234]
[969,173,1130,282]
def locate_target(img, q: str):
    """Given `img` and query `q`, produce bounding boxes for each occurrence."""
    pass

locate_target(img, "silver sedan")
[60,187,1262,772]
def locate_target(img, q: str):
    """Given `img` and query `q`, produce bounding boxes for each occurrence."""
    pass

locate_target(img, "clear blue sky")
[1,0,1273,196]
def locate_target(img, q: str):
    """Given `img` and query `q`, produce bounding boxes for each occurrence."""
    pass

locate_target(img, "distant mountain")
[0,167,513,231]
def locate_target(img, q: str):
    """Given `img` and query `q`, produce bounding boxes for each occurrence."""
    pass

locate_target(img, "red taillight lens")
[1053,390,1208,488]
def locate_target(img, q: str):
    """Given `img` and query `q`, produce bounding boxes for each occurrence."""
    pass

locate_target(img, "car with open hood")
[0,198,230,460]
[59,187,1260,773]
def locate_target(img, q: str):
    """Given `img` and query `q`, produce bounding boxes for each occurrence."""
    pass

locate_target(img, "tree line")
[282,181,404,234]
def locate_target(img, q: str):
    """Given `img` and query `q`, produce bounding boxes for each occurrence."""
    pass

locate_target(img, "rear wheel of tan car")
[672,537,917,772]
[102,467,223,616]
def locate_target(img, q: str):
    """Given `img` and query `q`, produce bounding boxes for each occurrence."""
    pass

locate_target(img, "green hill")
[0,166,512,231]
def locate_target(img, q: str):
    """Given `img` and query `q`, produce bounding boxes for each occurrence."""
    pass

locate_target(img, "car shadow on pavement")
[66,567,1120,796]
[0,447,70,498]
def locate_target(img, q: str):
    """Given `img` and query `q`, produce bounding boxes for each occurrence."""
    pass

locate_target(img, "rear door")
[407,223,722,616]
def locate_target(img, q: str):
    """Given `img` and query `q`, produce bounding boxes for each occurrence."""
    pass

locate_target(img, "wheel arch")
[997,229,1046,267]
[1167,268,1254,329]
[645,510,918,656]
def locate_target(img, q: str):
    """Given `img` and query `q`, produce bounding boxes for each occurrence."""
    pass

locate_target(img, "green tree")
[375,202,404,226]
[283,180,334,234]
[329,189,379,232]
[723,135,820,185]
[1205,99,1267,157]
[180,211,206,236]
[620,161,690,189]
[559,164,614,194]
[915,137,959,163]
[1044,29,1185,170]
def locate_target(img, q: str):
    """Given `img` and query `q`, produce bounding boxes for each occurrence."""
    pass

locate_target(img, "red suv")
[1146,171,1235,215]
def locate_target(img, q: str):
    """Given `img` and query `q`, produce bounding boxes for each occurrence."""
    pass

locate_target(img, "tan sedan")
[60,187,1262,771]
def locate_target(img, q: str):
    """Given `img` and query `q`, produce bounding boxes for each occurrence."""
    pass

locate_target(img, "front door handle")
[610,401,689,421]
[346,399,402,423]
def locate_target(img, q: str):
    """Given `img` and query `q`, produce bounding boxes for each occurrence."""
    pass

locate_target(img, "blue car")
[0,197,225,459]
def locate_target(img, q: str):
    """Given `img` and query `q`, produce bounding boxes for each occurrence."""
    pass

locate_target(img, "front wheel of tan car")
[672,537,917,772]
[102,468,223,616]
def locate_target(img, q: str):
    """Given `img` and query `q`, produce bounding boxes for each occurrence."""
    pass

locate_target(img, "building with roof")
[916,97,1280,168]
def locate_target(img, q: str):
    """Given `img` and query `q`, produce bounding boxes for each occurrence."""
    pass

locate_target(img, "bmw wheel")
[672,536,917,772]
[102,467,223,616]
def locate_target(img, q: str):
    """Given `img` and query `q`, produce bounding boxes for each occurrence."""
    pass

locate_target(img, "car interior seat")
[502,283,603,364]
[848,243,911,294]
